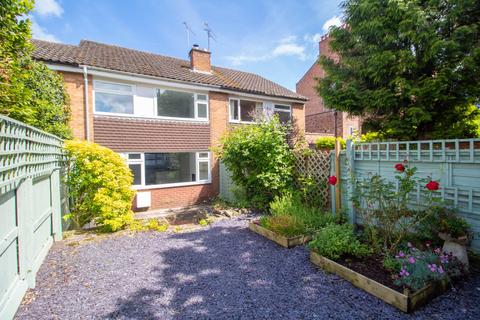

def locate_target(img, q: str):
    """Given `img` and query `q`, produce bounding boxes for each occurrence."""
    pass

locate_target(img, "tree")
[318,0,480,140]
[0,0,71,138]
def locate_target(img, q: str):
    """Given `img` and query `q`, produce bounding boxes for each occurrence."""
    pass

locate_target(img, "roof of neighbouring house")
[31,39,307,101]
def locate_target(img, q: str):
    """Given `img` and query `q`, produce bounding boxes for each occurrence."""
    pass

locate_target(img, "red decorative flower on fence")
[395,163,405,172]
[425,180,440,191]
[328,176,338,185]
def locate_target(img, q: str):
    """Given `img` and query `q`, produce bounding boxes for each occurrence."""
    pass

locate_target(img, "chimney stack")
[189,44,211,73]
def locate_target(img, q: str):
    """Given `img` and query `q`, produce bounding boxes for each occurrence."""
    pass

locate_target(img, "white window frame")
[229,98,263,123]
[122,151,211,190]
[93,80,135,115]
[155,89,209,122]
[273,104,292,123]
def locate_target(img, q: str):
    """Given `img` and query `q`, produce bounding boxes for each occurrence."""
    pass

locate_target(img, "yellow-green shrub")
[315,136,345,150]
[64,140,135,232]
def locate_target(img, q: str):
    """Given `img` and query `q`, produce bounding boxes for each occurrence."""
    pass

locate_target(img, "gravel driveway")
[15,216,480,320]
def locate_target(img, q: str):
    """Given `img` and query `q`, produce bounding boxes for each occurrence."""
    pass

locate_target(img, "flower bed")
[249,221,312,248]
[310,250,449,313]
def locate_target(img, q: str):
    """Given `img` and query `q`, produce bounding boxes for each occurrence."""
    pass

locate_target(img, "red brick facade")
[296,35,361,137]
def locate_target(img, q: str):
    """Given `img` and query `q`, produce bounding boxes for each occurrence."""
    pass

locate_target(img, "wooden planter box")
[248,221,312,248]
[310,251,448,313]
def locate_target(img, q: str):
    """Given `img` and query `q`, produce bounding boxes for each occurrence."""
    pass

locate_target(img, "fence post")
[330,152,336,214]
[50,170,63,241]
[335,138,342,213]
[16,177,35,287]
[346,140,356,224]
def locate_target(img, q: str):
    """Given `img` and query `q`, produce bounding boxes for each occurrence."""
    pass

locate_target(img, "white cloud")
[31,19,59,42]
[35,0,63,17]
[322,16,342,32]
[303,33,322,44]
[226,36,306,66]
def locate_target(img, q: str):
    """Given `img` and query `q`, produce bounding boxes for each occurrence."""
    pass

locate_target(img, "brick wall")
[59,71,93,140]
[296,35,361,136]
[292,102,305,134]
[145,184,215,209]
[189,48,211,72]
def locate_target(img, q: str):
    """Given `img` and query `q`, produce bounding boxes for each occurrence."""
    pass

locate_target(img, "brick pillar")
[59,71,93,140]
[292,102,306,136]
[209,92,229,195]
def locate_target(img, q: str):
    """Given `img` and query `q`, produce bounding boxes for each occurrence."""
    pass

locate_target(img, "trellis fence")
[219,150,331,207]
[331,139,480,252]
[0,115,65,320]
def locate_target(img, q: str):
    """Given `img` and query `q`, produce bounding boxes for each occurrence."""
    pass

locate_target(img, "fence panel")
[331,139,480,253]
[0,115,64,320]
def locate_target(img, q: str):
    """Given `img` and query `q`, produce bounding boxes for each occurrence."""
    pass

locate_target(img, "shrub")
[394,244,465,291]
[260,215,304,238]
[64,140,135,232]
[269,192,335,234]
[309,223,370,260]
[418,206,470,239]
[216,116,294,208]
[315,136,345,150]
[359,131,385,142]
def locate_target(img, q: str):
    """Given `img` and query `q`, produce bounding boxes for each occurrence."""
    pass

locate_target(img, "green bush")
[309,223,370,260]
[216,117,294,208]
[315,136,345,150]
[259,215,305,238]
[269,193,335,235]
[64,140,135,232]
[359,131,385,142]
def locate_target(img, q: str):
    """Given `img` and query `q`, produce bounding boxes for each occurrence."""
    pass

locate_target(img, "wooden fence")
[0,115,65,320]
[331,139,480,253]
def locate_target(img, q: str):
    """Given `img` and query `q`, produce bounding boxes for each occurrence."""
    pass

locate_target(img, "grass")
[259,193,335,237]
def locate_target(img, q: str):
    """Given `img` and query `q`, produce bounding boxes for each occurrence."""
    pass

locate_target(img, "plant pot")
[309,251,449,313]
[438,232,469,269]
[248,221,312,248]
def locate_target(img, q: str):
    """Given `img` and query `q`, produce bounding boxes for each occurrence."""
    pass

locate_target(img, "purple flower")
[398,251,405,258]
[434,248,441,254]
[408,256,416,264]
[438,266,444,274]
[428,264,438,272]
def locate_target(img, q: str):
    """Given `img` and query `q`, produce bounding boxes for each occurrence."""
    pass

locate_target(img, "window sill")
[132,180,211,190]
[94,112,209,123]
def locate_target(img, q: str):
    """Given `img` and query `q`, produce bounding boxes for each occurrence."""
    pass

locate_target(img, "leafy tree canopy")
[318,0,480,140]
[0,0,71,138]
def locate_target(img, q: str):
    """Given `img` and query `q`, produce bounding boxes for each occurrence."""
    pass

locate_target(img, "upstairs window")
[273,104,291,123]
[94,81,134,114]
[157,89,208,121]
[229,99,262,123]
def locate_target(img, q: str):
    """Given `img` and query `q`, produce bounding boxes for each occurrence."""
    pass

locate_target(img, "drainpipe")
[82,66,90,141]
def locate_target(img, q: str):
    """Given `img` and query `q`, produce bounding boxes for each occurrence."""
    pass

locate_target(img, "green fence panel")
[0,115,64,320]
[332,139,480,253]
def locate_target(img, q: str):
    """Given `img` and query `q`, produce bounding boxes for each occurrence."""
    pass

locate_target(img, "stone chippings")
[15,216,480,320]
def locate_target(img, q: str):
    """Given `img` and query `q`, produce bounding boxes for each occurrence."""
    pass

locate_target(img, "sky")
[30,0,344,91]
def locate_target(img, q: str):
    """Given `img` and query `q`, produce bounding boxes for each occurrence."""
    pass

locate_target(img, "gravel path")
[15,216,480,320]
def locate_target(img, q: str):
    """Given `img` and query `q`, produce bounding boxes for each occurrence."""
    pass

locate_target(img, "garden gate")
[331,139,480,253]
[0,115,65,320]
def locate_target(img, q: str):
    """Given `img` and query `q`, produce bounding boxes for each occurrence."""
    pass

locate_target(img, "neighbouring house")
[296,34,361,141]
[32,39,306,210]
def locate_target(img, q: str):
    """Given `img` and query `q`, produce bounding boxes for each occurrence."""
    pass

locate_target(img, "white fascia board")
[44,63,306,104]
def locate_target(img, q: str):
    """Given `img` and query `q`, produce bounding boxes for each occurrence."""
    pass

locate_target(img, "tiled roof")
[32,39,306,101]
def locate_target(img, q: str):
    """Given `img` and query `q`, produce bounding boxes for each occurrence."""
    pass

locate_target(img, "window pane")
[230,100,239,120]
[274,104,290,111]
[197,94,207,101]
[199,161,209,180]
[128,153,141,160]
[95,81,132,92]
[95,92,134,114]
[197,103,208,118]
[157,89,195,118]
[274,110,291,124]
[129,164,142,185]
[145,153,196,185]
[240,100,256,122]
[198,152,209,158]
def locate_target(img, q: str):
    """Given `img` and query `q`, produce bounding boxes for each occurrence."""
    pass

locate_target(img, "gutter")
[82,66,90,141]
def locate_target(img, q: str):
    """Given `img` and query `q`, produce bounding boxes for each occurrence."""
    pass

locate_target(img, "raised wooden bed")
[248,221,312,248]
[310,250,448,313]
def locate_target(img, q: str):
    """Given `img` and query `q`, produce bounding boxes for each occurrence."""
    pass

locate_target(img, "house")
[32,39,307,210]
[296,34,361,140]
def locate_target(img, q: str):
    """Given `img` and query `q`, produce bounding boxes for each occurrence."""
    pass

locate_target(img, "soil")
[337,254,404,293]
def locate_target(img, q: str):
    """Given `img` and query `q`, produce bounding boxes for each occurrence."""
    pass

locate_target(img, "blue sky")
[31,0,344,91]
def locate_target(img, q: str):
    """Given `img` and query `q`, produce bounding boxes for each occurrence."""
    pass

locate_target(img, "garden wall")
[0,115,66,320]
[331,139,480,253]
